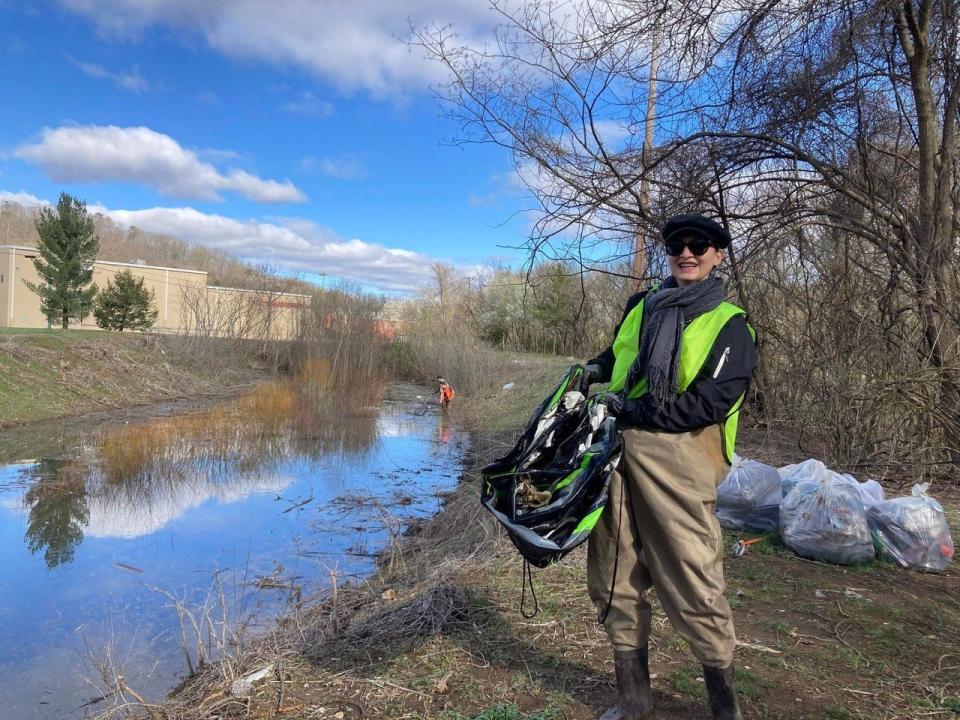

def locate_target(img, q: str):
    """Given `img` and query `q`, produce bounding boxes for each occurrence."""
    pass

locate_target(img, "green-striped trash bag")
[481,365,622,568]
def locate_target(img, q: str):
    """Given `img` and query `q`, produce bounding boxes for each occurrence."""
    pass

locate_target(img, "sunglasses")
[664,235,715,257]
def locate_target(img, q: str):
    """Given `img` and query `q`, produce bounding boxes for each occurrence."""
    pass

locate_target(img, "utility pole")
[634,26,661,287]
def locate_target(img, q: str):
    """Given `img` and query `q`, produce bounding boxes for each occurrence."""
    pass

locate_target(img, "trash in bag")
[779,461,884,507]
[780,477,875,565]
[833,473,886,507]
[867,483,955,573]
[481,365,622,568]
[855,478,885,507]
[716,455,782,533]
[778,459,834,496]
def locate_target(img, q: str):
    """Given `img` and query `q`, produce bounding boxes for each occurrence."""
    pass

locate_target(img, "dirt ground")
[155,422,960,720]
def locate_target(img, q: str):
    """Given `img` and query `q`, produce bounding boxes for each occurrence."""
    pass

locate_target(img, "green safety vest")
[607,294,753,463]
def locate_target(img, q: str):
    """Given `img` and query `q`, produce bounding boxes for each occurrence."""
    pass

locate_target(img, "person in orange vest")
[437,377,455,410]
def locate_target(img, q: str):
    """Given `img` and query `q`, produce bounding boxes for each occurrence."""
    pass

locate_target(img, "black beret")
[661,214,731,249]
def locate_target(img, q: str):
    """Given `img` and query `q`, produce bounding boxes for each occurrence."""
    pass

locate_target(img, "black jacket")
[588,290,757,432]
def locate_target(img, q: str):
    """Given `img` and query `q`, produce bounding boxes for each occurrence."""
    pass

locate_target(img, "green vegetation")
[0,328,259,427]
[667,665,708,701]
[439,703,565,720]
[24,193,100,329]
[93,269,159,331]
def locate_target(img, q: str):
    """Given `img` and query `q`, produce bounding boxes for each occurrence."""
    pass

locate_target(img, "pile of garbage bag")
[716,455,781,533]
[778,459,833,496]
[717,456,955,572]
[780,477,875,565]
[867,484,955,573]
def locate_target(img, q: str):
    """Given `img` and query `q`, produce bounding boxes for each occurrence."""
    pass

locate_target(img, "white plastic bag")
[867,483,955,573]
[856,479,885,507]
[834,474,886,507]
[780,478,875,565]
[778,459,833,496]
[716,455,782,533]
[779,461,885,506]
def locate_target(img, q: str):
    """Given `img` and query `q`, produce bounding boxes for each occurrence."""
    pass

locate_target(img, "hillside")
[0,329,264,428]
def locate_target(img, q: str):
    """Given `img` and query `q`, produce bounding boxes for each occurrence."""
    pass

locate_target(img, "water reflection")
[0,382,464,720]
[23,460,89,568]
[19,383,379,567]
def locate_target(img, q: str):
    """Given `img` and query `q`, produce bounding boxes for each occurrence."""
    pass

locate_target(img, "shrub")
[93,270,159,332]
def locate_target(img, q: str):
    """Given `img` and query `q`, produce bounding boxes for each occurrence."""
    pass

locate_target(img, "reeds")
[93,370,383,491]
[98,422,174,484]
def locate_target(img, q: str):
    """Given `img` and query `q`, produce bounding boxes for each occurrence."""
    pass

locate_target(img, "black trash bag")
[481,365,622,567]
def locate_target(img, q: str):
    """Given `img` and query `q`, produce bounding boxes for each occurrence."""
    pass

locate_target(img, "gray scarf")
[624,275,725,409]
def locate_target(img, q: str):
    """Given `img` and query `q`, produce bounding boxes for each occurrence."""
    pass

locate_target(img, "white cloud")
[591,119,632,146]
[59,0,495,97]
[283,91,334,118]
[90,205,437,292]
[66,55,150,92]
[16,125,306,203]
[319,155,367,180]
[0,190,49,207]
[467,192,498,207]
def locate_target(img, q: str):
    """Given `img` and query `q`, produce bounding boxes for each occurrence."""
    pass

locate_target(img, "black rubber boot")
[599,648,654,720]
[703,664,744,720]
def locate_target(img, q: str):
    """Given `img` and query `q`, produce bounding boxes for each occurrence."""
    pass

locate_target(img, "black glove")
[598,392,624,417]
[583,362,604,386]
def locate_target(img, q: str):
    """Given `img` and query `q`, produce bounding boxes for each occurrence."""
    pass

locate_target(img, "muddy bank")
[0,330,269,429]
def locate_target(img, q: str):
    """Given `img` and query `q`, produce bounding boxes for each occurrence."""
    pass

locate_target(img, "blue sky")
[0,1,532,292]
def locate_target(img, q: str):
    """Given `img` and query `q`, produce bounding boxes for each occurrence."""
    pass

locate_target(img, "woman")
[583,214,757,720]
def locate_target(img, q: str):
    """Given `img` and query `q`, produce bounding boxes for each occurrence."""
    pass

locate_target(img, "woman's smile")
[668,242,722,285]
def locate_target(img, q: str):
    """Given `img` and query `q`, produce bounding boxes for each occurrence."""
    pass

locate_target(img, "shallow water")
[0,385,466,720]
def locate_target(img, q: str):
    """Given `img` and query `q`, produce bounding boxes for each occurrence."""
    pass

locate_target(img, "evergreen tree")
[93,270,159,331]
[25,193,100,328]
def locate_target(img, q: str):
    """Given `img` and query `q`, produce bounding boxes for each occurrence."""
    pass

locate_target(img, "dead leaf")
[434,670,454,694]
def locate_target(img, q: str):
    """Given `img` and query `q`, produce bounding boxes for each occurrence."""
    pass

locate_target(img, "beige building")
[0,245,310,340]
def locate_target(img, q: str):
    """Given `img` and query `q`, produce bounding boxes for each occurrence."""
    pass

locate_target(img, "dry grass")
[93,371,381,488]
[98,423,175,483]
[0,330,262,429]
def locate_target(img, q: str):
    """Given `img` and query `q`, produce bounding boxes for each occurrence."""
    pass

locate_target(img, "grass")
[0,330,261,427]
[0,327,106,339]
[456,352,571,434]
[439,701,566,720]
[666,666,707,701]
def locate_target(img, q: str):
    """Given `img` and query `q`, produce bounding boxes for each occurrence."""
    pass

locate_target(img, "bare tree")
[418,0,960,477]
